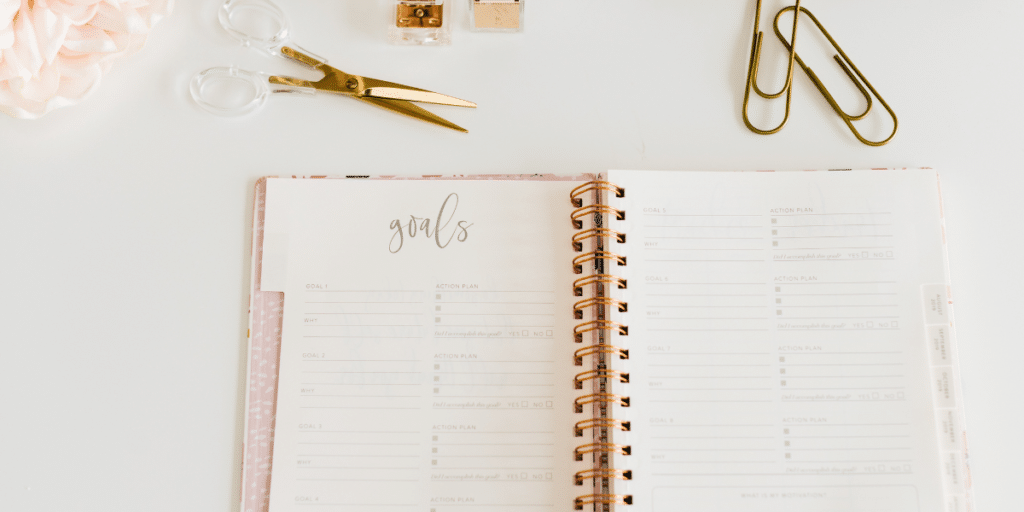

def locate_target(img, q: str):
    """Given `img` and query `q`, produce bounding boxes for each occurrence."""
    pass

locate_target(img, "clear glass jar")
[390,0,452,45]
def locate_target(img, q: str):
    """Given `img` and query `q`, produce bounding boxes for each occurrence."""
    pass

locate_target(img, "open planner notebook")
[242,170,971,512]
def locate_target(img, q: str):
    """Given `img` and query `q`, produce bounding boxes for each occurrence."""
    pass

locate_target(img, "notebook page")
[607,170,962,512]
[261,178,585,512]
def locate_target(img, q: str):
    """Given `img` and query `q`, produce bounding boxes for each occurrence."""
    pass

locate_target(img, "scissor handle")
[190,66,316,116]
[218,0,326,64]
[219,0,289,52]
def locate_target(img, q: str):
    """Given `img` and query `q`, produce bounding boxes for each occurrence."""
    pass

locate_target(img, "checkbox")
[891,321,899,328]
[434,376,440,382]
[775,286,781,292]
[433,388,439,393]
[522,330,528,336]
[897,392,905,399]
[521,400,529,407]
[520,472,527,479]
[436,294,441,299]
[776,298,782,304]
[432,435,438,441]
[432,460,437,465]
[780,380,787,386]
[435,317,441,323]
[772,229,777,235]
[432,447,437,453]
[546,330,553,336]
[435,305,441,311]
[779,369,786,374]
[867,321,874,327]
[776,310,783,315]
[872,393,879,399]
[887,251,893,257]
[545,401,553,408]
[862,251,869,258]
[434,364,440,370]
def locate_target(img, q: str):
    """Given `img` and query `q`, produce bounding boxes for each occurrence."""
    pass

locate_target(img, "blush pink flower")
[0,0,172,119]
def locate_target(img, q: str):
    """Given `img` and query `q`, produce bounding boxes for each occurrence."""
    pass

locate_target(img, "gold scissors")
[190,0,476,132]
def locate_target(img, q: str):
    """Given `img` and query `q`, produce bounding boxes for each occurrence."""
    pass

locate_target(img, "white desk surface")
[1,0,1021,510]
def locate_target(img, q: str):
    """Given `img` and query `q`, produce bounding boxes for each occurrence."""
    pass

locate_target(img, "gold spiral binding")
[574,320,628,343]
[574,418,631,437]
[574,468,633,485]
[574,392,630,413]
[571,204,626,229]
[573,251,627,274]
[571,179,630,509]
[570,181,625,207]
[573,228,626,252]
[574,369,629,389]
[573,274,627,297]
[574,494,634,510]
[574,345,629,366]
[574,442,632,461]
[573,297,627,319]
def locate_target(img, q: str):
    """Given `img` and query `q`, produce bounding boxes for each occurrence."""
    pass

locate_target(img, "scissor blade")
[359,97,468,133]
[360,78,476,108]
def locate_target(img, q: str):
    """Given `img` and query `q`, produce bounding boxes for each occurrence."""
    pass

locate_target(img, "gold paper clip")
[742,0,801,135]
[773,6,898,146]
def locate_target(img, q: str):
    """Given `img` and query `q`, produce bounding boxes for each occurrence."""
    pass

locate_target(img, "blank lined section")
[289,289,428,494]
[294,430,421,483]
[303,289,425,339]
[300,353,423,393]
[646,351,774,404]
[770,211,895,260]
[420,283,560,508]
[430,427,556,478]
[430,287,556,409]
[432,359,556,401]
[647,282,770,332]
[781,422,914,473]
[777,348,906,400]
[643,213,766,262]
[650,422,778,476]
[774,281,899,330]
[434,288,554,337]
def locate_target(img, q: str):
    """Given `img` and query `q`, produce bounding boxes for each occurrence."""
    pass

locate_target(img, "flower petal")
[32,1,72,63]
[63,23,116,52]
[0,20,14,51]
[88,1,128,33]
[19,59,59,101]
[1,0,171,118]
[12,0,44,76]
[49,1,101,25]
[1,43,29,81]
[0,1,19,26]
